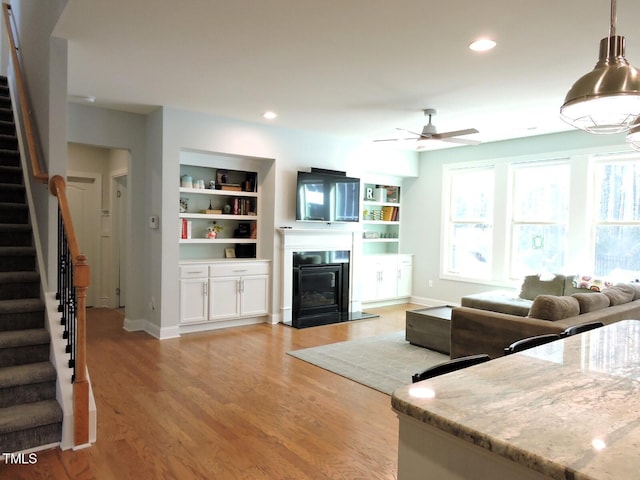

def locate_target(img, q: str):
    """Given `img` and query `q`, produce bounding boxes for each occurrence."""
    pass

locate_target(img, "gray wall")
[404,129,633,305]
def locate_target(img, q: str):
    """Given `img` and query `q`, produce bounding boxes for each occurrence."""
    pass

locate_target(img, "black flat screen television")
[296,169,360,223]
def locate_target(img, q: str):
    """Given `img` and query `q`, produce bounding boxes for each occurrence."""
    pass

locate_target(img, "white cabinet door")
[397,256,413,298]
[210,276,241,321]
[377,256,399,300]
[240,274,269,316]
[361,261,381,302]
[179,278,209,324]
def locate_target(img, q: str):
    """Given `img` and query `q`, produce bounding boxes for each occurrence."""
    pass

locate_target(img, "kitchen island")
[391,320,640,480]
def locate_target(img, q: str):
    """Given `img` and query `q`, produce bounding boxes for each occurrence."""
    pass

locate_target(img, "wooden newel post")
[73,254,90,446]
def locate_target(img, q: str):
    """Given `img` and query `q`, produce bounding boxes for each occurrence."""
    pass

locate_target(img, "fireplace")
[292,250,349,328]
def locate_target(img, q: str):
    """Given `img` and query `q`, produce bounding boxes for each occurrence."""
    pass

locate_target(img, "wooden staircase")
[0,76,62,453]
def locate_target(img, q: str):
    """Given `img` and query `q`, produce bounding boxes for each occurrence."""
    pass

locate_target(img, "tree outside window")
[510,162,570,278]
[445,167,493,279]
[593,158,640,278]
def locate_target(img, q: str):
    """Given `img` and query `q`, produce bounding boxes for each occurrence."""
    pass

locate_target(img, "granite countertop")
[392,320,640,480]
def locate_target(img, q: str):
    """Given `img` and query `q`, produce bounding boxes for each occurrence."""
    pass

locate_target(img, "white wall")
[11,0,68,290]
[67,103,148,326]
[67,104,412,337]
[403,129,633,305]
[157,107,417,337]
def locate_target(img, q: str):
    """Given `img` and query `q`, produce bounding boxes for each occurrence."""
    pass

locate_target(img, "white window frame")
[508,160,570,279]
[442,165,495,282]
[589,152,640,278]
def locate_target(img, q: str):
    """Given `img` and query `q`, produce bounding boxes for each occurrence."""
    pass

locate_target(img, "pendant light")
[560,0,640,134]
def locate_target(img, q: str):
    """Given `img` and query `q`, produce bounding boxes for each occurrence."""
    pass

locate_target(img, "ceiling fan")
[375,108,480,147]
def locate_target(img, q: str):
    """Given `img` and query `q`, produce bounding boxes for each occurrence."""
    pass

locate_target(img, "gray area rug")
[287,331,449,395]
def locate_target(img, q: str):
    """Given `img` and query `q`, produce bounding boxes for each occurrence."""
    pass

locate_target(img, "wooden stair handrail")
[50,175,91,446]
[2,3,47,184]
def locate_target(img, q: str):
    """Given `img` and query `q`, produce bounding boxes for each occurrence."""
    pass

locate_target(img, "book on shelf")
[218,184,242,191]
[226,198,255,216]
[181,219,192,239]
[381,206,394,221]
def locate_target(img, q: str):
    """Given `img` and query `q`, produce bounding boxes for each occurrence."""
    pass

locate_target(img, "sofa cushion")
[528,295,580,321]
[572,292,610,314]
[460,291,532,316]
[564,274,595,296]
[603,284,635,305]
[626,282,640,301]
[519,274,566,300]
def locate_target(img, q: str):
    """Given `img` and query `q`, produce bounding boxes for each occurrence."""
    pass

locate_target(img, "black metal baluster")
[57,206,78,383]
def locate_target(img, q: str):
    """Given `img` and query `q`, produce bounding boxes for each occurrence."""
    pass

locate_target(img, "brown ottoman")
[406,305,453,355]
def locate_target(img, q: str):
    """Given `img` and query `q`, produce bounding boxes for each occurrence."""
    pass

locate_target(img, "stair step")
[0,203,28,224]
[0,271,39,300]
[0,362,55,408]
[0,400,62,452]
[0,120,15,136]
[0,133,17,150]
[0,108,14,124]
[0,224,31,247]
[0,329,50,368]
[0,298,44,333]
[0,246,35,272]
[0,361,55,388]
[0,164,21,184]
[0,148,19,168]
[0,328,49,351]
[0,182,25,203]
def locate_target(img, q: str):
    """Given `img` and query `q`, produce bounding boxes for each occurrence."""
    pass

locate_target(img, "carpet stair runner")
[0,76,62,453]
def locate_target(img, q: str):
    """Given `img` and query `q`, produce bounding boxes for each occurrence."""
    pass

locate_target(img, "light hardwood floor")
[1,303,423,479]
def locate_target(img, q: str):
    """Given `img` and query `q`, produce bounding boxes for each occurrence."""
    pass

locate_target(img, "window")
[593,156,640,278]
[445,167,494,279]
[510,162,570,278]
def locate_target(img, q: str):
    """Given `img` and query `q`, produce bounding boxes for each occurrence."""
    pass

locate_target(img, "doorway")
[67,173,101,307]
[67,143,130,309]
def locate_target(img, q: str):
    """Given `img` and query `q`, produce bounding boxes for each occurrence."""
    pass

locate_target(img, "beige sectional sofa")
[451,282,640,359]
[460,273,590,317]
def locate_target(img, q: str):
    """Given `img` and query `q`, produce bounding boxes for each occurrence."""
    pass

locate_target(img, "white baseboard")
[409,295,458,307]
[122,317,180,339]
[179,316,266,335]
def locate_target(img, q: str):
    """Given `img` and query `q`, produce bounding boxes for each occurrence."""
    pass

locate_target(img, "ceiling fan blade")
[432,128,479,139]
[439,137,481,145]
[373,137,418,142]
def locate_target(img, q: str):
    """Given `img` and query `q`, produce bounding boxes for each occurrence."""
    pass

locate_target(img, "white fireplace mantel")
[278,228,360,325]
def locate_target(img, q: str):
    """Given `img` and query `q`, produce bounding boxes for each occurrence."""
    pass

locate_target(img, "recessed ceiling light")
[263,111,277,120]
[469,38,496,52]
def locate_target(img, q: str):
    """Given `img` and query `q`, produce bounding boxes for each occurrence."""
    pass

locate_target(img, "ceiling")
[52,0,640,149]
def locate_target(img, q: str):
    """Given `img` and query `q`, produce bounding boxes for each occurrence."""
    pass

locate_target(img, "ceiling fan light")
[561,36,640,134]
[626,121,640,150]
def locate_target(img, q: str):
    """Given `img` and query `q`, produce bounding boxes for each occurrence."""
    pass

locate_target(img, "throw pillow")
[519,274,566,300]
[528,295,580,321]
[571,292,610,314]
[603,284,635,305]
